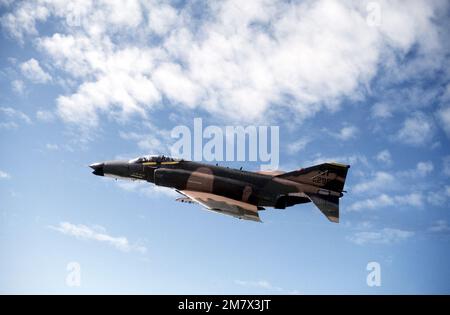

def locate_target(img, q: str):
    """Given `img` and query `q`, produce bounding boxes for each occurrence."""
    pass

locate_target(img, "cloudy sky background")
[1,0,450,293]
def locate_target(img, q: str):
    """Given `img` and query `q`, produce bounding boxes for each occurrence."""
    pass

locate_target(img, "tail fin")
[276,162,350,192]
[277,162,350,223]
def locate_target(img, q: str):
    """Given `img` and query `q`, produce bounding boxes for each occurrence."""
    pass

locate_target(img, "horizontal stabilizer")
[306,193,339,223]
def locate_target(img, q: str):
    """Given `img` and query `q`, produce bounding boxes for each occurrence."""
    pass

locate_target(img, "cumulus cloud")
[152,63,201,108]
[350,160,442,211]
[306,154,368,167]
[375,149,392,165]
[416,161,434,176]
[333,125,358,141]
[352,171,395,193]
[36,110,55,122]
[116,180,177,198]
[371,102,393,119]
[348,192,423,211]
[119,124,174,154]
[0,122,17,129]
[435,83,450,137]
[0,107,31,123]
[51,44,162,127]
[11,79,24,94]
[45,143,58,150]
[49,222,147,253]
[0,107,32,129]
[427,191,447,206]
[0,1,49,42]
[396,112,435,146]
[437,106,450,138]
[20,58,51,83]
[426,186,450,206]
[396,161,435,178]
[0,170,11,179]
[390,161,433,180]
[1,0,446,131]
[347,228,414,245]
[287,137,310,154]
[146,3,179,36]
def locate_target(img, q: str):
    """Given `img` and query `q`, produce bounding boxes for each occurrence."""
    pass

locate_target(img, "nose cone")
[89,162,104,176]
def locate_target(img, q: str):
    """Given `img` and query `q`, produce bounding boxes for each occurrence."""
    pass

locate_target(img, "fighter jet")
[89,155,350,223]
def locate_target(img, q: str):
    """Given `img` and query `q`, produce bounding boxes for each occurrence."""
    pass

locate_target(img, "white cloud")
[334,125,358,141]
[152,63,201,107]
[0,121,18,129]
[0,170,11,179]
[20,58,51,83]
[1,0,445,130]
[437,84,450,136]
[0,1,49,42]
[116,180,177,198]
[416,161,434,176]
[51,45,162,127]
[348,192,423,212]
[395,161,434,180]
[427,193,444,206]
[350,160,443,210]
[350,159,440,205]
[287,137,310,154]
[394,193,424,207]
[371,102,393,119]
[396,112,434,146]
[49,222,147,253]
[0,107,32,126]
[46,143,58,150]
[119,124,174,154]
[352,172,395,193]
[306,154,368,167]
[375,149,392,165]
[11,79,24,94]
[437,105,450,138]
[347,228,414,245]
[0,1,14,7]
[146,3,178,36]
[427,188,449,206]
[36,110,55,122]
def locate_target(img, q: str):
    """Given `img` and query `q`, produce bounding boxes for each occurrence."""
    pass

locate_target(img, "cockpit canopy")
[128,155,181,164]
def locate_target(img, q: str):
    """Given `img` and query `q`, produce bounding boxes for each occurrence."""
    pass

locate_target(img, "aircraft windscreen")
[128,155,179,163]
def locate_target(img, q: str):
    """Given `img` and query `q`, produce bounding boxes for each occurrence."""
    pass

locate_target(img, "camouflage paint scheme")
[90,155,350,223]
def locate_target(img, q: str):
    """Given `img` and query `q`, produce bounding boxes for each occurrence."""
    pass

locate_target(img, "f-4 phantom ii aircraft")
[90,155,350,223]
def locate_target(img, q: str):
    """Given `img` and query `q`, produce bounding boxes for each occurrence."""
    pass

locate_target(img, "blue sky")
[1,0,450,294]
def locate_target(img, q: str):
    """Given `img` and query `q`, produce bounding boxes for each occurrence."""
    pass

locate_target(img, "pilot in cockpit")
[128,155,179,164]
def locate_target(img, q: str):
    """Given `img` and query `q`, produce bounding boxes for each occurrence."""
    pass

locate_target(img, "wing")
[176,190,261,222]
